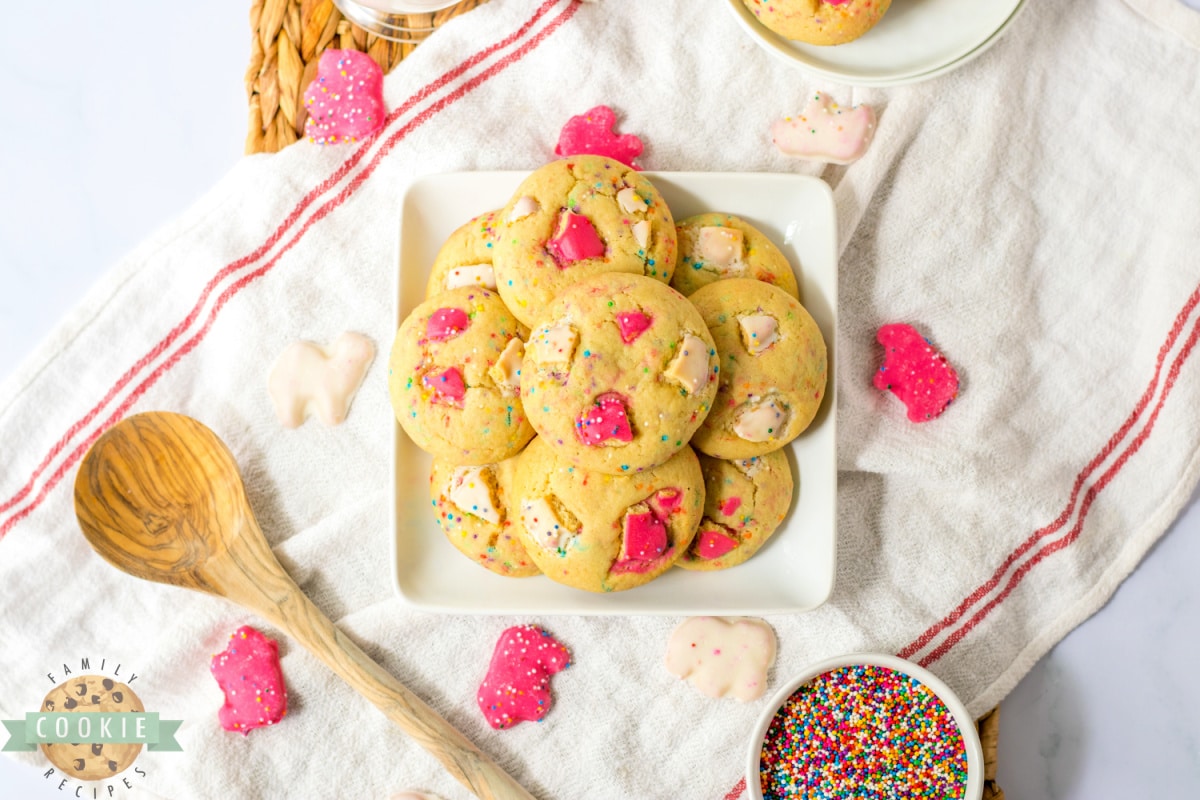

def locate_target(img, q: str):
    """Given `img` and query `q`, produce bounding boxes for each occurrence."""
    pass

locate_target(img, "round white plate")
[725,0,1026,87]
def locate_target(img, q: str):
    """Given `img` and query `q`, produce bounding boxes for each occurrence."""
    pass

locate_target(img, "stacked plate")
[724,0,1028,88]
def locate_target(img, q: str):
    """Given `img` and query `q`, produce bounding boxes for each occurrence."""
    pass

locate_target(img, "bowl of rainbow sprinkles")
[748,652,984,800]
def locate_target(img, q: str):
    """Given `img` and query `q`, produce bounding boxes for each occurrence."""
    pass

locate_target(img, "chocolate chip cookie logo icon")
[3,667,182,786]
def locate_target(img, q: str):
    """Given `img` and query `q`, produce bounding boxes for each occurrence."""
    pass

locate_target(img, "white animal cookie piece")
[665,616,776,702]
[267,332,374,428]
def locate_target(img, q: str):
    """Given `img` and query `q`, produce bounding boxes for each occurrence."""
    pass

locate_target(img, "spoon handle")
[281,591,537,800]
[222,523,537,800]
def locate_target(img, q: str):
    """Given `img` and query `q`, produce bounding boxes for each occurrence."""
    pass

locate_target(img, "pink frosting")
[575,392,633,445]
[694,526,739,560]
[426,307,470,341]
[873,323,960,422]
[424,367,465,405]
[477,625,571,730]
[547,212,605,265]
[615,311,653,343]
[554,105,643,169]
[621,510,667,562]
[651,488,683,515]
[210,625,288,735]
[302,50,385,145]
[720,497,743,517]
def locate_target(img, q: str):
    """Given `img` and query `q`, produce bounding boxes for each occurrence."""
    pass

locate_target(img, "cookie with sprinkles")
[510,436,703,593]
[477,625,570,729]
[521,273,718,475]
[689,279,827,460]
[491,155,677,328]
[389,286,533,464]
[302,49,385,145]
[671,213,799,299]
[425,209,504,299]
[873,322,959,422]
[677,450,793,571]
[210,626,288,736]
[741,0,893,46]
[429,454,540,577]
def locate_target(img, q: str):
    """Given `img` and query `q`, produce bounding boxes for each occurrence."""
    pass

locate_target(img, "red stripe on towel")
[917,300,1200,666]
[0,0,567,523]
[0,0,580,540]
[898,280,1200,661]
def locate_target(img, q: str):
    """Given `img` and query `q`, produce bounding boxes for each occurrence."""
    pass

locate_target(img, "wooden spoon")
[73,411,535,800]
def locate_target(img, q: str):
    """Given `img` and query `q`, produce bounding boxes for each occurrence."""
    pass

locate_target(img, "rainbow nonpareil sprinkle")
[759,664,968,799]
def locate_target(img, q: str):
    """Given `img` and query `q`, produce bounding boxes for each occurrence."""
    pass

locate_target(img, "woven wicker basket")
[242,3,1006,797]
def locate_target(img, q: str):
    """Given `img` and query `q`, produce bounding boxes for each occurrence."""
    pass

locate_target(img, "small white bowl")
[746,652,984,800]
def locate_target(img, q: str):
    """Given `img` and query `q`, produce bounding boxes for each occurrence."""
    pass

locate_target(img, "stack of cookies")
[388,156,827,594]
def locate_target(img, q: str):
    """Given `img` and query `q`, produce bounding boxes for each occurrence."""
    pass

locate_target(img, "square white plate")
[392,171,837,615]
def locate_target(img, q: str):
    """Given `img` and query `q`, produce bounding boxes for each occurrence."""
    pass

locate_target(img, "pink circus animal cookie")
[772,92,876,165]
[477,625,571,730]
[303,50,386,145]
[554,105,644,169]
[267,332,375,428]
[210,626,288,735]
[521,274,718,475]
[874,323,960,422]
[665,616,777,702]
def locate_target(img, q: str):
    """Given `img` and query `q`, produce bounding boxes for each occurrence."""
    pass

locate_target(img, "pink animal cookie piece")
[477,625,571,730]
[873,323,960,422]
[303,49,385,145]
[267,332,375,428]
[665,616,777,702]
[547,212,606,265]
[615,311,653,343]
[693,524,738,560]
[426,307,470,341]
[423,367,466,406]
[772,92,876,165]
[210,625,288,735]
[554,105,644,169]
[576,392,634,445]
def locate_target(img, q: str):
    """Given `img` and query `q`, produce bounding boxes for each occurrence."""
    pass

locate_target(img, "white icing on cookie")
[508,195,539,222]
[732,396,789,442]
[733,456,764,478]
[663,334,711,395]
[665,616,777,702]
[447,465,500,524]
[617,187,647,215]
[771,92,876,165]
[631,219,651,248]
[446,264,496,290]
[738,314,779,355]
[267,332,375,428]
[528,323,578,365]
[488,337,524,395]
[695,227,745,274]
[520,497,576,551]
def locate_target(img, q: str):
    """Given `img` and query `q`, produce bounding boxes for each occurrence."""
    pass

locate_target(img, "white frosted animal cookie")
[267,332,374,428]
[772,92,875,165]
[665,616,776,702]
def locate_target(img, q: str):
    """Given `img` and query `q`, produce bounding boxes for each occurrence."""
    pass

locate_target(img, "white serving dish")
[724,0,1028,88]
[747,653,985,800]
[392,171,837,615]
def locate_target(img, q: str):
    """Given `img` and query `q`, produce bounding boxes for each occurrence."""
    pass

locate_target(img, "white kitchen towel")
[2,0,1200,798]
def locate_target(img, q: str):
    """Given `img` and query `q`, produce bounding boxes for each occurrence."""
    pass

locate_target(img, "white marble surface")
[1,1,1199,797]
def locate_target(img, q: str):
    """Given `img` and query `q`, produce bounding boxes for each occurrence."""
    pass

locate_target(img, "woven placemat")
[245,0,486,153]
[240,4,1008,795]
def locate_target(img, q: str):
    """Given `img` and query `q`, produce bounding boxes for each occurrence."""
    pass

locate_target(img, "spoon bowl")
[74,411,535,800]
